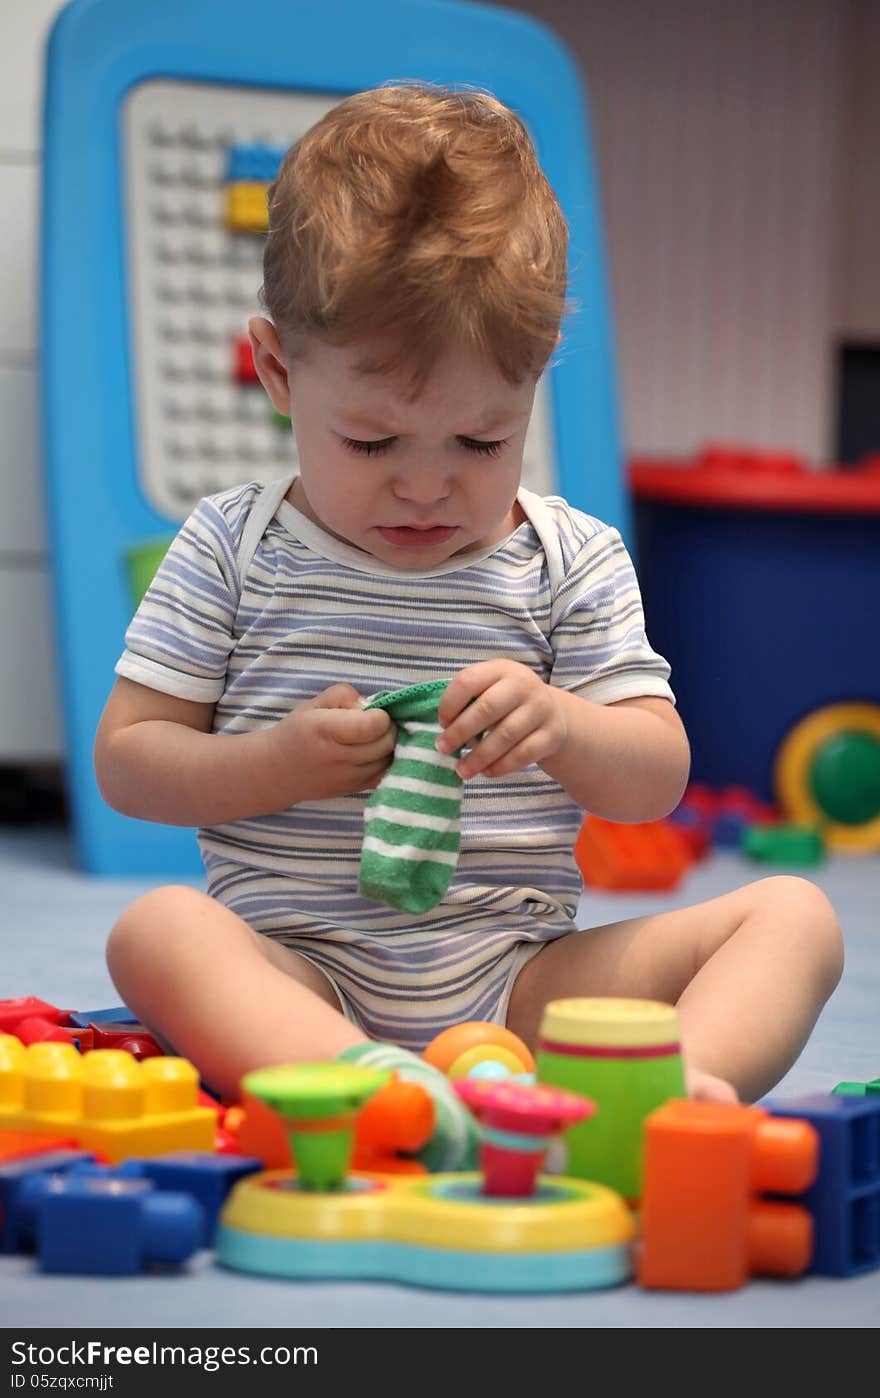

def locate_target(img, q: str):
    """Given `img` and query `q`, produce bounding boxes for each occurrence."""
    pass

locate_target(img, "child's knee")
[755,874,844,992]
[107,884,204,977]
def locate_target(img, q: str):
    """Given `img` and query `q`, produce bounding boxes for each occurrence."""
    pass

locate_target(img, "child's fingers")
[308,683,363,709]
[455,705,534,775]
[437,680,517,756]
[437,661,500,727]
[327,706,396,746]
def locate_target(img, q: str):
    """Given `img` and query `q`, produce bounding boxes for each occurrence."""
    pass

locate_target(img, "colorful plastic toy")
[638,1099,819,1291]
[833,1079,880,1097]
[67,1007,138,1027]
[233,1072,434,1175]
[0,1131,79,1163]
[0,999,159,1058]
[0,1146,95,1252]
[126,1152,263,1246]
[767,1093,880,1276]
[0,1037,216,1163]
[216,1063,635,1292]
[453,1078,593,1197]
[535,998,686,1201]
[0,998,65,1035]
[423,1022,535,1077]
[238,1063,392,1192]
[10,1017,94,1052]
[707,786,779,850]
[226,143,285,184]
[224,181,270,232]
[774,702,880,852]
[233,335,260,384]
[22,1174,203,1275]
[573,815,693,891]
[670,783,782,855]
[741,823,825,866]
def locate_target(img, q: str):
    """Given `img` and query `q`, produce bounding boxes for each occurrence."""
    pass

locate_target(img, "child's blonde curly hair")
[260,80,572,400]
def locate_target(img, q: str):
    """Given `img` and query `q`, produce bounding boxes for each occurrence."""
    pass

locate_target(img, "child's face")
[249,320,537,569]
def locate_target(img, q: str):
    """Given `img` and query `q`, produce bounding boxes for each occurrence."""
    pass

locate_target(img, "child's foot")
[337,1040,481,1171]
[685,1066,739,1103]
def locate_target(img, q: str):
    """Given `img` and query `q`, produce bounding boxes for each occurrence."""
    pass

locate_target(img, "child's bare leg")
[106,885,365,1099]
[506,875,844,1103]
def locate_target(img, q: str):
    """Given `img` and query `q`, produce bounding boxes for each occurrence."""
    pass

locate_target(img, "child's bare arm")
[437,660,689,823]
[95,677,396,826]
[541,693,690,821]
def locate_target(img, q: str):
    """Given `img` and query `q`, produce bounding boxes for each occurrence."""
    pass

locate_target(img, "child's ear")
[248,317,291,414]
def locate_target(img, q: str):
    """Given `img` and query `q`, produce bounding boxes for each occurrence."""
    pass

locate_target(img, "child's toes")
[686,1068,739,1104]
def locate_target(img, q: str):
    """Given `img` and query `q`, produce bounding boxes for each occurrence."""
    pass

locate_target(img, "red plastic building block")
[0,999,64,1035]
[88,1023,163,1059]
[638,1099,819,1291]
[14,1018,95,1052]
[233,335,259,384]
[574,816,693,891]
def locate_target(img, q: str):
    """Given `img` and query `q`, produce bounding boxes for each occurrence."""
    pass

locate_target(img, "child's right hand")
[266,684,397,804]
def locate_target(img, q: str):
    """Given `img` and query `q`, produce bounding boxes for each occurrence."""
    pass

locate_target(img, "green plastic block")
[741,823,824,865]
[124,537,174,608]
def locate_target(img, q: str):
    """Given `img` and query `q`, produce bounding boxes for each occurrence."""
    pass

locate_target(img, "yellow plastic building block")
[0,1035,216,1163]
[225,181,269,231]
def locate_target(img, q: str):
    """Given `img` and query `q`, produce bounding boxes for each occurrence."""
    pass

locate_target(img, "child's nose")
[391,468,452,504]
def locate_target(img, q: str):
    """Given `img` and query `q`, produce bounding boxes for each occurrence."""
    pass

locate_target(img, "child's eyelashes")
[341,436,508,458]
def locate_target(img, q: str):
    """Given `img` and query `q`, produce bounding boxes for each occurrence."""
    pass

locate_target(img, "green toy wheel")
[774,703,880,851]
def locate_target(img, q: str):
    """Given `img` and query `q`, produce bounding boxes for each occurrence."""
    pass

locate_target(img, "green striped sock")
[339,1040,480,1173]
[359,680,464,914]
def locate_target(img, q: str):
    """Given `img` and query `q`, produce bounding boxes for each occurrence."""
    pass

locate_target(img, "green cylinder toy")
[535,998,686,1202]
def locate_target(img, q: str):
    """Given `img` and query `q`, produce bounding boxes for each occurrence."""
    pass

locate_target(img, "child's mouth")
[378,525,458,547]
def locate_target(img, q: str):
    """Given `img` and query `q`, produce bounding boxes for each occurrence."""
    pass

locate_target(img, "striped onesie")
[116,473,674,1052]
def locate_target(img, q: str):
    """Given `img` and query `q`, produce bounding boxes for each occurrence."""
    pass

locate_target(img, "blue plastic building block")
[29,1174,204,1275]
[225,143,286,183]
[67,1006,138,1027]
[712,811,751,849]
[767,1093,880,1277]
[0,1150,94,1253]
[130,1152,262,1246]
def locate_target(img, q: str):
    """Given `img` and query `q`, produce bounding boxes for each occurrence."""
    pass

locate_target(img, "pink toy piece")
[455,1079,595,1198]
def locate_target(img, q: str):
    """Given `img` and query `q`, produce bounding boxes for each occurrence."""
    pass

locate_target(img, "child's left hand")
[435,660,567,780]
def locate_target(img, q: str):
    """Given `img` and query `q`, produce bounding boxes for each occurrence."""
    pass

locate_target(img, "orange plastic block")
[638,1099,819,1291]
[234,1074,432,1176]
[574,816,693,891]
[0,1036,216,1164]
[0,1131,79,1162]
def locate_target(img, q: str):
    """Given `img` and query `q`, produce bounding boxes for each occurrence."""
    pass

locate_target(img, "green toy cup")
[536,998,686,1202]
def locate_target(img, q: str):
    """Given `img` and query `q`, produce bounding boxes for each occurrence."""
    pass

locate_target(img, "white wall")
[489,0,860,463]
[0,1,65,760]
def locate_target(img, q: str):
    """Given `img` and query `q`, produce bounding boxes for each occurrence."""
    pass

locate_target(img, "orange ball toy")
[422,1022,535,1076]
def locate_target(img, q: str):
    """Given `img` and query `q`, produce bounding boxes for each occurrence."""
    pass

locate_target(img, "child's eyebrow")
[337,409,524,436]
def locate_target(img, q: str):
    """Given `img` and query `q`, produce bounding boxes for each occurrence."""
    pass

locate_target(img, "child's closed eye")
[341,437,508,458]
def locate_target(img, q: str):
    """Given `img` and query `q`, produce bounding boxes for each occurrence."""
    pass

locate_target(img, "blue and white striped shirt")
[117,474,674,924]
